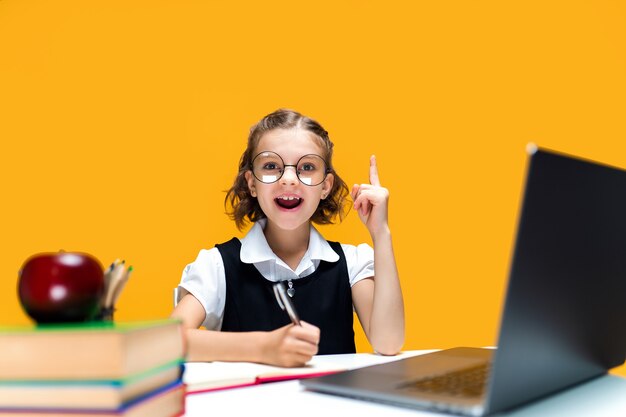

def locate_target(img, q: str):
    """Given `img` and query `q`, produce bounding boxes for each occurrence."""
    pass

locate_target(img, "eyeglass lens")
[252,152,328,186]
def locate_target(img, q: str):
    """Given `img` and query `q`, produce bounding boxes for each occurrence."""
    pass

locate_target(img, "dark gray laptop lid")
[486,147,626,413]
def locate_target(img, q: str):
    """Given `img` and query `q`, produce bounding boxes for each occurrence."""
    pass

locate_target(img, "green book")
[0,319,185,380]
[0,361,182,410]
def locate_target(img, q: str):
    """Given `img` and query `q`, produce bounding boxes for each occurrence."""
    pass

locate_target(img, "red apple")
[18,251,105,323]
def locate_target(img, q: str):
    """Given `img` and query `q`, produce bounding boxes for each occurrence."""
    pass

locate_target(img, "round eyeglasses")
[250,151,330,186]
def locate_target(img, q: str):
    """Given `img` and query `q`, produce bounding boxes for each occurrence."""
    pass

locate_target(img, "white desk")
[183,350,626,416]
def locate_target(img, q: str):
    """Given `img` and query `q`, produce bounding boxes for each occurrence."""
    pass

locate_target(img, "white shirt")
[178,219,375,330]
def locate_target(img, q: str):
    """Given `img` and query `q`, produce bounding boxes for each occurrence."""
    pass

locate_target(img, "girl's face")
[245,128,334,232]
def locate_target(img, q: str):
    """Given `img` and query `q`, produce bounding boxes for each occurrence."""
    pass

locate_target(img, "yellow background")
[1,1,625,376]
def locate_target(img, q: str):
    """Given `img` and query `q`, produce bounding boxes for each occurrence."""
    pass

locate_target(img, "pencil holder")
[94,306,115,322]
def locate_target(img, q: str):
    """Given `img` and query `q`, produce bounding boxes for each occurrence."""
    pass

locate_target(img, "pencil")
[105,261,126,308]
[101,261,117,307]
[112,266,132,307]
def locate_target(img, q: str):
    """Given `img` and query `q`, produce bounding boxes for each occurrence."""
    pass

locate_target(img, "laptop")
[302,145,626,416]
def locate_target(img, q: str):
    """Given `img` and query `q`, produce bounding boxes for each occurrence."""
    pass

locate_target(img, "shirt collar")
[240,218,340,264]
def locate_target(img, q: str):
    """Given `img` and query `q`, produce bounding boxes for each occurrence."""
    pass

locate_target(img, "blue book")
[0,381,184,417]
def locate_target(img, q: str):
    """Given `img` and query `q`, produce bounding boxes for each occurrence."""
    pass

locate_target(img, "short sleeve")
[340,243,375,286]
[177,247,226,330]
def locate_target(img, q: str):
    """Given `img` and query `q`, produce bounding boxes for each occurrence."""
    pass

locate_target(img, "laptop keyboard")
[401,363,490,398]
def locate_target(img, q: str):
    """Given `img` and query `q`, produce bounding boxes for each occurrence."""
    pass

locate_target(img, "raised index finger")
[369,155,381,186]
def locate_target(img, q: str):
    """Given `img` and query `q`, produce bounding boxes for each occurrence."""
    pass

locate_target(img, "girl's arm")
[171,293,320,367]
[350,155,405,355]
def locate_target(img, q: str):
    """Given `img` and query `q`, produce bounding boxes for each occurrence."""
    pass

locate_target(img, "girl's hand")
[351,155,390,240]
[261,321,320,367]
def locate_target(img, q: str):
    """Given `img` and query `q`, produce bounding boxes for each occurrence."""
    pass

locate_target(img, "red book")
[183,360,344,395]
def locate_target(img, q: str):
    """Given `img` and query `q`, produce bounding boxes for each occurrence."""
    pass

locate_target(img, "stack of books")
[0,319,185,416]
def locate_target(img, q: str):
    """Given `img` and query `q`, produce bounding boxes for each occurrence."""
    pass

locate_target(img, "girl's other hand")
[351,155,390,240]
[261,321,320,367]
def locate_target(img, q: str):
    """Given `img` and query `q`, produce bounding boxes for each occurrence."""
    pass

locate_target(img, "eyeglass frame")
[249,151,332,187]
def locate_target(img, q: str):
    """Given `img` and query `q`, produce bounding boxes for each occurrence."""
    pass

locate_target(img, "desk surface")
[183,350,626,417]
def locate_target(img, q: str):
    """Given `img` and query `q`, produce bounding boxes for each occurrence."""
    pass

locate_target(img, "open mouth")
[275,196,303,209]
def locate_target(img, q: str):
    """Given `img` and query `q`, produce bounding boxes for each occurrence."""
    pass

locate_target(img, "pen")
[273,282,301,326]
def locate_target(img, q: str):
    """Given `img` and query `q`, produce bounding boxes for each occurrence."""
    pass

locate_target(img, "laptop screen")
[486,147,626,413]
